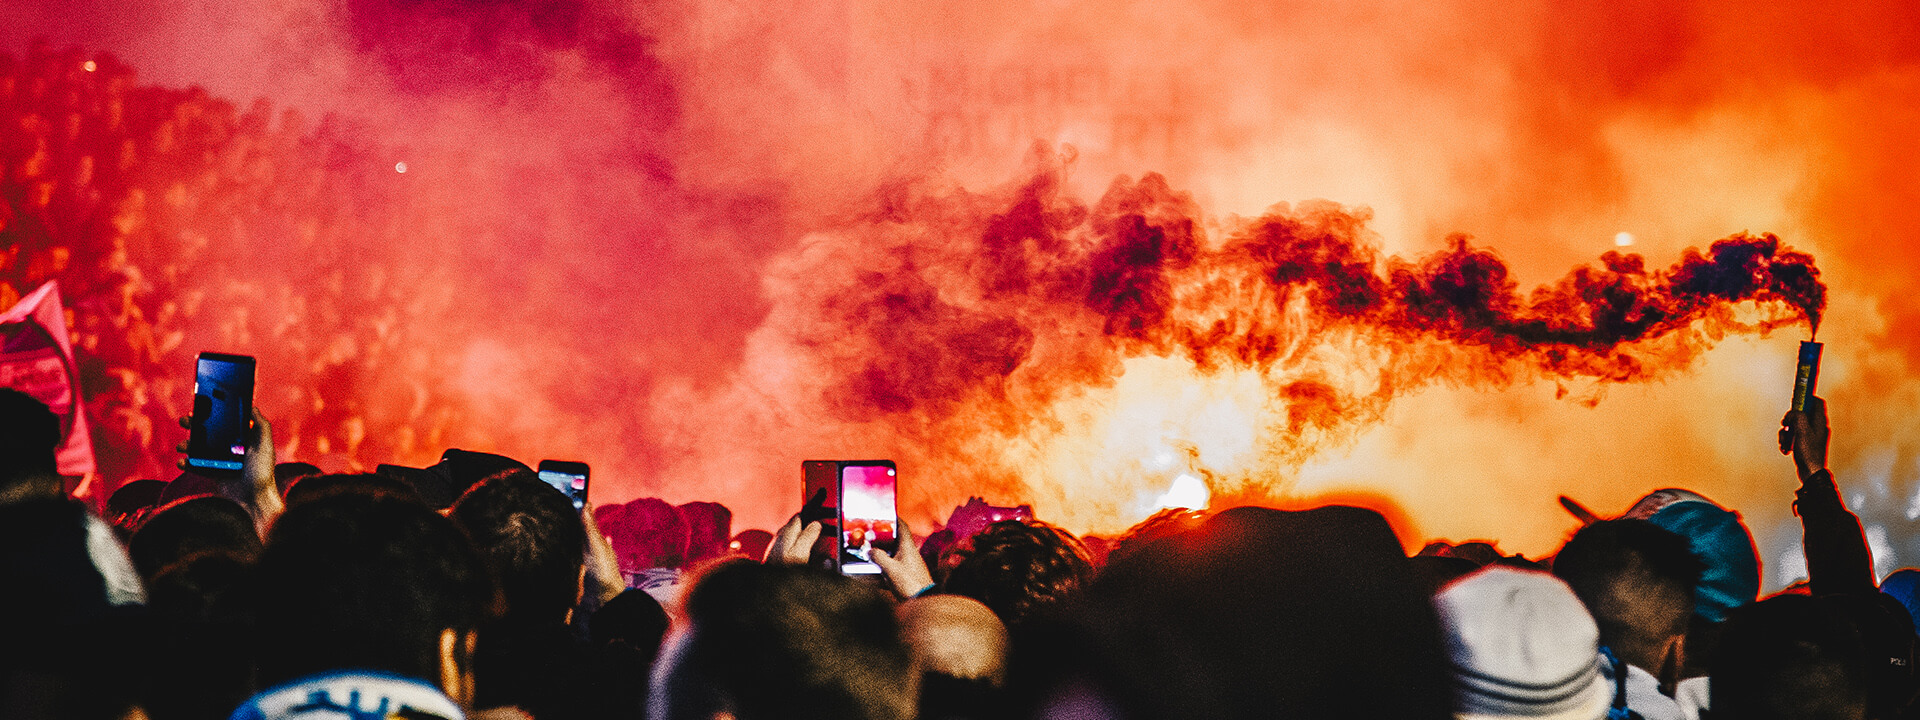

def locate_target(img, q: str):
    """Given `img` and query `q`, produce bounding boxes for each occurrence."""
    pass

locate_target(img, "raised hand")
[872,519,935,600]
[766,513,825,566]
[1781,394,1830,483]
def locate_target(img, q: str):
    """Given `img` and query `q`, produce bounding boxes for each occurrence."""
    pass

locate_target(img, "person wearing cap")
[1434,565,1613,720]
[1553,520,1702,720]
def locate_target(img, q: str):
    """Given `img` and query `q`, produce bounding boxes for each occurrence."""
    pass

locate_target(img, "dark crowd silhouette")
[6,42,1920,720]
[5,373,1920,720]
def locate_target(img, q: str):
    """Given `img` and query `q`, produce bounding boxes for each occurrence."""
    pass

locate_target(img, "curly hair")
[941,519,1094,627]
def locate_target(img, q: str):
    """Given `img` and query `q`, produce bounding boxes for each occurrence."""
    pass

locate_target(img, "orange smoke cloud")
[4,0,1918,583]
[742,156,1823,534]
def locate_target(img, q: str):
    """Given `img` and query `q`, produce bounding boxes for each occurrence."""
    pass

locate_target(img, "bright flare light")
[395,161,409,173]
[1614,232,1635,247]
[1156,473,1211,511]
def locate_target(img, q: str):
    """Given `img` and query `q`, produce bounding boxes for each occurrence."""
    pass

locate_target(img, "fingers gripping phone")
[537,460,590,511]
[185,352,255,471]
[801,460,899,575]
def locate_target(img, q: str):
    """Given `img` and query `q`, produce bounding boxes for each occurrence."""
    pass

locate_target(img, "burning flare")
[786,152,1826,533]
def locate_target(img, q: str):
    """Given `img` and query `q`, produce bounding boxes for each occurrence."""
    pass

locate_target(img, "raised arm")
[1784,395,1875,596]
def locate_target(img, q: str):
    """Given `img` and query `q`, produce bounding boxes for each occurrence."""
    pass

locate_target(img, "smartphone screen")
[537,460,589,511]
[185,352,255,471]
[837,461,898,575]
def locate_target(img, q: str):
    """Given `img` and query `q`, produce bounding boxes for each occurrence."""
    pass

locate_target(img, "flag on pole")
[0,280,96,476]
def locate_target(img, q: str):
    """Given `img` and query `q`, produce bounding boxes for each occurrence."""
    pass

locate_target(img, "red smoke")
[2,0,1917,576]
[785,160,1825,533]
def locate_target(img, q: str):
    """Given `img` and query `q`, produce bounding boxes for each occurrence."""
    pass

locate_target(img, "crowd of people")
[5,378,1920,720]
[8,40,1920,720]
[2,43,476,487]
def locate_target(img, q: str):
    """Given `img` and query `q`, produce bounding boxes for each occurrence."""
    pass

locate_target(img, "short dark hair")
[105,479,167,522]
[1109,508,1208,568]
[942,519,1094,627]
[251,491,495,686]
[273,462,322,498]
[283,471,423,508]
[128,495,262,580]
[0,498,147,720]
[143,551,254,720]
[1712,594,1870,720]
[1552,519,1703,666]
[0,388,61,488]
[449,469,586,624]
[1017,505,1454,720]
[654,560,915,720]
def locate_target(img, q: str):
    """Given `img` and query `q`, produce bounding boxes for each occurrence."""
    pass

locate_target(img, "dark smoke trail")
[802,156,1826,471]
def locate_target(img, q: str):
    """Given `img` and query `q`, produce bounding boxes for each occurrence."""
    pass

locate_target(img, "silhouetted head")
[251,491,495,689]
[283,471,424,508]
[435,449,531,495]
[143,550,255,720]
[1108,507,1207,568]
[651,560,915,720]
[104,478,166,528]
[592,588,671,665]
[0,388,62,499]
[128,494,262,580]
[1015,505,1452,720]
[1713,594,1870,720]
[900,594,1009,684]
[679,501,733,566]
[942,519,1094,628]
[1881,569,1920,633]
[1552,519,1702,674]
[608,497,690,571]
[1624,490,1760,624]
[0,497,147,720]
[273,461,322,498]
[449,468,587,625]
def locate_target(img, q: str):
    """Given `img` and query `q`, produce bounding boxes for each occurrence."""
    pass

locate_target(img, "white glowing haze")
[6,0,1920,589]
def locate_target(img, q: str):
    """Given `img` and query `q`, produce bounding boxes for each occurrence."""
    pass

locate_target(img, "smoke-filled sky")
[7,0,1920,584]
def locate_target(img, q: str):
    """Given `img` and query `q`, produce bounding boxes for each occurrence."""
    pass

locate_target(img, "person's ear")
[439,628,479,708]
[1658,634,1685,696]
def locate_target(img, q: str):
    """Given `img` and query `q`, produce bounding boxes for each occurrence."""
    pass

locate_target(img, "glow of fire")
[1155,473,1211,511]
[12,0,1918,587]
[1002,356,1265,535]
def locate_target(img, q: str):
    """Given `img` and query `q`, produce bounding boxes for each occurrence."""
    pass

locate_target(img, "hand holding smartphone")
[185,352,256,472]
[800,460,899,575]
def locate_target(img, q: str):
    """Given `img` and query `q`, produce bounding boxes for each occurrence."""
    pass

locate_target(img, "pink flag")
[0,280,96,475]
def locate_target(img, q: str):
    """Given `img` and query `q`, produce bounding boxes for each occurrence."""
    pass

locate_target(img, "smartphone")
[537,460,589,511]
[836,461,898,576]
[185,352,255,471]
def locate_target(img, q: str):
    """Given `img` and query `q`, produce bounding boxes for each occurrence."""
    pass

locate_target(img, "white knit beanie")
[1434,565,1610,720]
